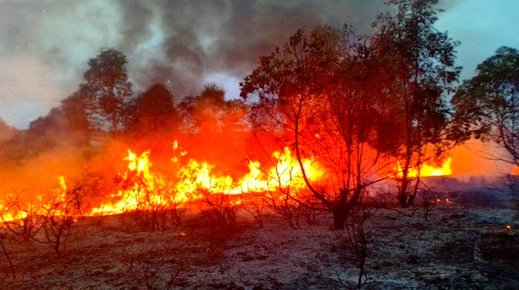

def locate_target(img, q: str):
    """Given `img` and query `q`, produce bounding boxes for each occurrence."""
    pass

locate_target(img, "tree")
[0,118,15,143]
[126,83,182,139]
[178,84,248,135]
[452,46,519,166]
[370,0,460,207]
[241,25,384,229]
[26,107,70,153]
[60,87,94,141]
[81,48,133,133]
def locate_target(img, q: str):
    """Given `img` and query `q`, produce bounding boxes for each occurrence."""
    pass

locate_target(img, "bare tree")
[0,218,16,279]
[344,200,376,289]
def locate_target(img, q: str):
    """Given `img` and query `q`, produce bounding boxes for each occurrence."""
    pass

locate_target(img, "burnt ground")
[0,186,518,289]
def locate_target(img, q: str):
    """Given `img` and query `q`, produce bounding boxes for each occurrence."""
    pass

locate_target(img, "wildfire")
[90,142,324,216]
[511,166,519,176]
[1,176,69,224]
[393,158,452,178]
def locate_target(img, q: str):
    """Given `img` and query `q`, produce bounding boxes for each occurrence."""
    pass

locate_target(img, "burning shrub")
[198,191,241,232]
[239,193,271,228]
[0,179,80,258]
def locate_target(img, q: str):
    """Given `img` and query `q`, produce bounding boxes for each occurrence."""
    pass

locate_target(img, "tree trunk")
[397,190,408,208]
[397,178,410,208]
[332,205,346,230]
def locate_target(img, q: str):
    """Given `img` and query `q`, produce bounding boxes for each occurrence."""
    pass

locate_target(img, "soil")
[1,184,518,289]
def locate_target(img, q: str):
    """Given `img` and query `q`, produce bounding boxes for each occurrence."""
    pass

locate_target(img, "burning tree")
[178,84,248,135]
[370,0,461,207]
[241,25,385,229]
[452,46,519,168]
[124,83,183,156]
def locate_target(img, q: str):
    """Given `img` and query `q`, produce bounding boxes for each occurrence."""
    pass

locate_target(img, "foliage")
[452,46,519,166]
[178,84,248,135]
[81,48,133,132]
[241,25,384,229]
[60,88,94,139]
[0,118,15,143]
[371,0,461,207]
[125,83,182,145]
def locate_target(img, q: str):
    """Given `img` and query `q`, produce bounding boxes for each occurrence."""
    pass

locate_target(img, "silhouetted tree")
[0,118,18,165]
[241,25,384,229]
[25,108,70,153]
[452,46,519,166]
[0,118,15,143]
[371,0,461,207]
[126,83,182,139]
[81,48,133,133]
[178,84,247,135]
[60,87,94,143]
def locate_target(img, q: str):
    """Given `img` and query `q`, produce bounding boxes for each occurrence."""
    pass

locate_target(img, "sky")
[0,0,518,129]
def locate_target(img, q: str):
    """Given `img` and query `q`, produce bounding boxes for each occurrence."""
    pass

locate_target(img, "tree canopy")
[241,0,462,226]
[241,25,386,229]
[452,46,519,166]
[179,84,248,135]
[370,0,460,207]
[81,48,133,133]
[126,83,182,139]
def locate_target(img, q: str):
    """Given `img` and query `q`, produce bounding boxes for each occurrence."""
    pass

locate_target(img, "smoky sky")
[0,0,517,129]
[116,0,386,96]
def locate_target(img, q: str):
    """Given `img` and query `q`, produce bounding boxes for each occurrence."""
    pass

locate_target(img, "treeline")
[0,48,250,165]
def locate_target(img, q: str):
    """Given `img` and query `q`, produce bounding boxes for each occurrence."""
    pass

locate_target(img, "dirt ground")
[1,181,518,289]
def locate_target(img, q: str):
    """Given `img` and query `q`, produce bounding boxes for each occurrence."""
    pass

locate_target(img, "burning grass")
[0,188,518,289]
[2,137,517,288]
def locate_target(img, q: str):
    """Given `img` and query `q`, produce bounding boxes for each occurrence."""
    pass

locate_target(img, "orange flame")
[393,158,452,178]
[90,142,324,216]
[1,176,69,224]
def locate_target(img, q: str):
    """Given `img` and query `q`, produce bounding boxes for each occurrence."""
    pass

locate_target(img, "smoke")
[0,0,387,128]
[120,0,386,98]
[5,0,513,129]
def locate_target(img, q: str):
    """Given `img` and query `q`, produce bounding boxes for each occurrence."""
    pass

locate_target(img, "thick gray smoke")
[0,0,388,128]
[115,0,387,98]
[3,0,513,129]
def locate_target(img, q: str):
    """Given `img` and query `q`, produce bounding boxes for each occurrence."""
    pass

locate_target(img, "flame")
[511,166,519,176]
[89,142,324,216]
[1,176,69,225]
[393,158,452,178]
[90,150,170,215]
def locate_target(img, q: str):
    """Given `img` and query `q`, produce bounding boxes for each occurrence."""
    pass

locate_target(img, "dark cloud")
[115,0,386,99]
